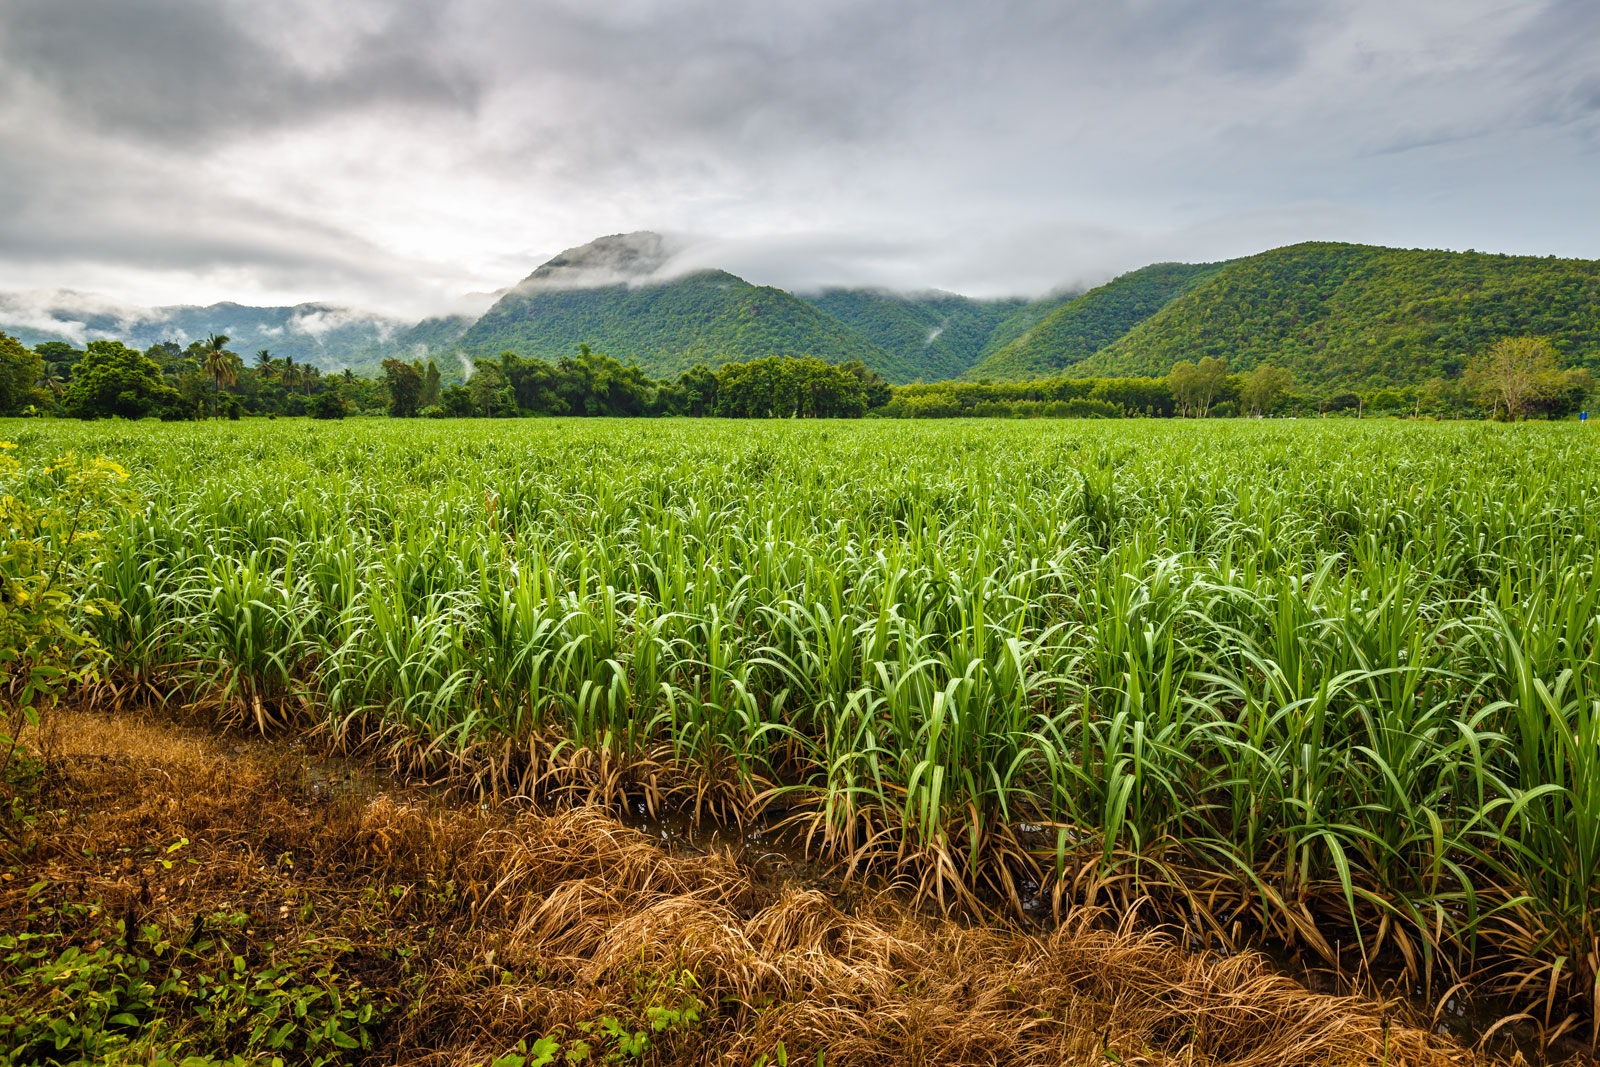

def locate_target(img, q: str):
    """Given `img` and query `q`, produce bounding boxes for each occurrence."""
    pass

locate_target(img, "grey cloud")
[458,0,1333,167]
[664,199,1371,299]
[0,113,465,314]
[0,0,1596,314]
[0,141,395,282]
[0,0,479,146]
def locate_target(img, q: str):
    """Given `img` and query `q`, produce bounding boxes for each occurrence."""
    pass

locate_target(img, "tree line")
[0,332,893,421]
[379,346,893,419]
[887,343,1591,420]
[0,334,375,421]
[0,331,1589,422]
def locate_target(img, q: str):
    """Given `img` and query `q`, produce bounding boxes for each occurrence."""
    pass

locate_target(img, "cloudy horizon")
[1,0,1597,317]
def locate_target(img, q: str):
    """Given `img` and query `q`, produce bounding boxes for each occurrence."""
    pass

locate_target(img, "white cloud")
[288,306,400,341]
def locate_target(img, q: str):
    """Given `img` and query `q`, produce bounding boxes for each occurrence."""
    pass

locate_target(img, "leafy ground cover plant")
[0,440,130,839]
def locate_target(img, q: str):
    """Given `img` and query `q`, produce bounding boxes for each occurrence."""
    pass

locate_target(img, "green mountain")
[801,289,1029,381]
[15,238,1600,391]
[969,290,1084,366]
[965,263,1222,380]
[1074,243,1600,386]
[457,234,910,380]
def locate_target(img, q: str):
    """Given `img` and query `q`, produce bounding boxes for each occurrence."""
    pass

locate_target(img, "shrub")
[310,392,348,420]
[0,444,131,825]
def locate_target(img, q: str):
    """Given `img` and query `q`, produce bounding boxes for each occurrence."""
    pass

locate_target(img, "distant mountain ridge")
[0,293,407,372]
[6,236,1600,388]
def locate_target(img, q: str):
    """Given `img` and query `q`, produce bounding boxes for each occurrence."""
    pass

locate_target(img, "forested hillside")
[966,263,1222,380]
[459,269,909,380]
[802,289,1027,381]
[9,238,1600,391]
[1073,243,1600,385]
[972,292,1082,363]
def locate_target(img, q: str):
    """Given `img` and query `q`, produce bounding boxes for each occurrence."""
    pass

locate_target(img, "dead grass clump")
[0,708,1543,1067]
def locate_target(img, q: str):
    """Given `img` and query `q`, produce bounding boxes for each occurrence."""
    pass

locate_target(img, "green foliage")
[0,445,131,781]
[671,364,718,418]
[882,375,1172,418]
[41,242,1600,409]
[484,967,705,1066]
[35,334,380,422]
[1461,335,1584,419]
[1167,356,1231,417]
[0,900,392,1065]
[1241,363,1293,415]
[198,335,241,420]
[957,244,1600,392]
[802,289,1029,381]
[399,348,889,420]
[458,271,909,381]
[381,359,424,418]
[1074,242,1600,386]
[421,360,443,408]
[712,356,881,418]
[20,240,1600,397]
[309,391,348,420]
[0,333,46,417]
[60,341,180,420]
[0,446,132,841]
[440,386,475,418]
[967,263,1222,380]
[468,361,514,417]
[2,301,405,381]
[968,290,1084,364]
[33,342,81,376]
[23,416,1600,1020]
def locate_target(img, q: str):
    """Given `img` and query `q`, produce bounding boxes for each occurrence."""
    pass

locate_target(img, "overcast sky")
[1,0,1597,313]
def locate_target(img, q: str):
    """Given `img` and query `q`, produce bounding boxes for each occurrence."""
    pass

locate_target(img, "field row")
[3,417,1597,1032]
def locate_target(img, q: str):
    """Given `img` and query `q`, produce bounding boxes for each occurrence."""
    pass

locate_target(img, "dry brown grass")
[1,707,1566,1067]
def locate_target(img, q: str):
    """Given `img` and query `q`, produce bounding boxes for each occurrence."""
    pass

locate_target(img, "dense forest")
[0,330,897,422]
[801,289,1029,381]
[966,262,1224,380]
[2,325,1588,424]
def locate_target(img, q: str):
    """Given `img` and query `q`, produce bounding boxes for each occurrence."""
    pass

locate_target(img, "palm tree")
[280,356,301,394]
[301,364,319,397]
[200,333,238,418]
[254,349,276,377]
[342,368,356,383]
[36,367,65,399]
